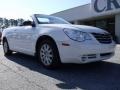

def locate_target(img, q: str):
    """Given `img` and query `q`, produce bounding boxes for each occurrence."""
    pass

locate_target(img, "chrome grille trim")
[92,33,112,44]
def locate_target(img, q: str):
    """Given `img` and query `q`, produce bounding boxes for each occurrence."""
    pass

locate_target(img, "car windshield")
[35,14,70,24]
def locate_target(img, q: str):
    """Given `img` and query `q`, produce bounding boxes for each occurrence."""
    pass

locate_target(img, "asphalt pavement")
[0,45,120,90]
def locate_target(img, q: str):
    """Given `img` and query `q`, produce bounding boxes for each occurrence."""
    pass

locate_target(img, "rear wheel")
[3,39,12,56]
[37,39,60,68]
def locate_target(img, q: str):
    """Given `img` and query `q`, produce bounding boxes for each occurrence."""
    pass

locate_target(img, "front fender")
[37,28,70,43]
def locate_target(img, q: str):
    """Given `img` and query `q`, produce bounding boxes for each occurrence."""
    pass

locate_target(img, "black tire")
[36,39,60,69]
[3,39,12,56]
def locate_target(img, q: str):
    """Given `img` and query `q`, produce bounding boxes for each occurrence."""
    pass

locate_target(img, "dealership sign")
[92,0,120,13]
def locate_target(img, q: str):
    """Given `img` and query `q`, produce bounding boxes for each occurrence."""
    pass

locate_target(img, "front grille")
[92,33,112,44]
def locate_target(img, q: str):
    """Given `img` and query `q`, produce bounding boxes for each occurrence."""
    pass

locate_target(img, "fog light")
[81,57,87,62]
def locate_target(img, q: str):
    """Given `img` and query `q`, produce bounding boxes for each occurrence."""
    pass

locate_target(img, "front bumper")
[57,40,116,64]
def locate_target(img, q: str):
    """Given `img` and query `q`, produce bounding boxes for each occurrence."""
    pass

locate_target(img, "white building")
[52,0,120,43]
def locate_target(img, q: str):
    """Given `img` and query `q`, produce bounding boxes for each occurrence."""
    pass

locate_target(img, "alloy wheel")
[40,44,53,66]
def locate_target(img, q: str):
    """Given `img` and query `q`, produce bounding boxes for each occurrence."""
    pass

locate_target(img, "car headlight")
[63,29,92,42]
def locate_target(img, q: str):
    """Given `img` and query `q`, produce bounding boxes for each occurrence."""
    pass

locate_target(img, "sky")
[0,0,91,19]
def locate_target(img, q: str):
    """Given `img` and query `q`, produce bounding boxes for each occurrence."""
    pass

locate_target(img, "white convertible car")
[2,14,116,68]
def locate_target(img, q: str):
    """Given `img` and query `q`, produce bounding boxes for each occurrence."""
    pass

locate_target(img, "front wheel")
[37,40,60,68]
[3,39,12,56]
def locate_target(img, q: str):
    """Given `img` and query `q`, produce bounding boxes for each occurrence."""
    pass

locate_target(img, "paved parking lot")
[0,45,120,90]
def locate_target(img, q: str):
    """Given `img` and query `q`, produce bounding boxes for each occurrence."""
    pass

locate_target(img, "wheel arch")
[35,35,60,59]
[2,36,12,55]
[2,37,7,42]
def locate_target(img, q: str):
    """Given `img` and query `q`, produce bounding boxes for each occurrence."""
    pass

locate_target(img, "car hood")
[39,24,108,34]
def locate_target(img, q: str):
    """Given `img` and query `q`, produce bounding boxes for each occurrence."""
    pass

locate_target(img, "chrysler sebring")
[2,14,116,68]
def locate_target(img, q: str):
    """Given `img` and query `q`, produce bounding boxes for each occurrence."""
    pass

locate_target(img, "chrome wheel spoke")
[47,57,52,64]
[45,57,50,65]
[48,54,53,58]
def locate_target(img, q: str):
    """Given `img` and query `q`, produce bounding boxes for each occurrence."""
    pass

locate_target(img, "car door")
[16,25,37,55]
[6,27,20,51]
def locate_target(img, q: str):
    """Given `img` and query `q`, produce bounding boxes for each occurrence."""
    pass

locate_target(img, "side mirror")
[32,23,36,27]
